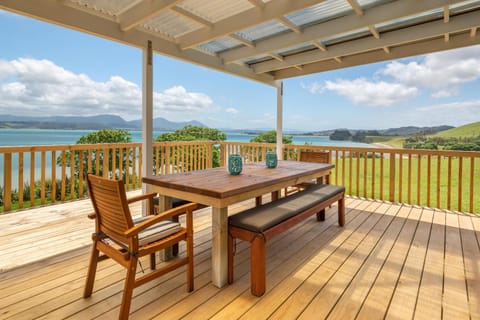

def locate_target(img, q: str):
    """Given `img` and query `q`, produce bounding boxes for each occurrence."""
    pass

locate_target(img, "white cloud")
[322,78,418,106]
[414,100,480,126]
[225,107,239,114]
[0,58,214,120]
[300,81,323,94]
[381,46,480,98]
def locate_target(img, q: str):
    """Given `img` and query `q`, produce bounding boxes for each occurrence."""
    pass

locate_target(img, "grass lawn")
[330,154,480,214]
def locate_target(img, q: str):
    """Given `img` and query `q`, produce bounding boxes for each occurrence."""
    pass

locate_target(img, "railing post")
[389,151,396,202]
[3,153,12,211]
[219,142,226,167]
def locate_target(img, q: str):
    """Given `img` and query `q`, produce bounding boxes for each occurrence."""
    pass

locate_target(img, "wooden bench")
[228,183,345,296]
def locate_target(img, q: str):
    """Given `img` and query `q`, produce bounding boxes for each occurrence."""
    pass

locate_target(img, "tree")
[330,129,352,141]
[58,129,132,181]
[155,125,226,142]
[155,125,227,168]
[249,131,293,144]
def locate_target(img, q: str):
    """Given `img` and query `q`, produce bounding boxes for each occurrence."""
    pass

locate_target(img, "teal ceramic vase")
[266,151,278,168]
[228,154,243,175]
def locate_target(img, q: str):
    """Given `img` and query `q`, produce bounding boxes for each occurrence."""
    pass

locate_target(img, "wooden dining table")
[142,160,334,288]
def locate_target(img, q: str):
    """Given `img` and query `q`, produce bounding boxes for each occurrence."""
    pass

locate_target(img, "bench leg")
[316,209,325,221]
[250,235,266,296]
[228,233,234,284]
[338,196,345,227]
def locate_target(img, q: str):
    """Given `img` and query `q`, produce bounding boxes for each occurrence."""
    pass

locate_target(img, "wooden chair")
[83,173,196,319]
[285,150,331,195]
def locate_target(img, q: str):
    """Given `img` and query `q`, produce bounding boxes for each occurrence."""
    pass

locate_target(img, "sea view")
[0,129,371,188]
[0,128,371,147]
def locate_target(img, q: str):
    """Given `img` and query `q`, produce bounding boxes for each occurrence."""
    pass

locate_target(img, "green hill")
[432,122,480,138]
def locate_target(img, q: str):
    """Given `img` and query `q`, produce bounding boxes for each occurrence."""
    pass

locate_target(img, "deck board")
[0,196,479,320]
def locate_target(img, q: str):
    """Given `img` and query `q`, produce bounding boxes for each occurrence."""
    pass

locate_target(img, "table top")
[143,160,333,203]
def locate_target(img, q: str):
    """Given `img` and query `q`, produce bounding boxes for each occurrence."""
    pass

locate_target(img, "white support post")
[142,40,154,216]
[276,80,283,159]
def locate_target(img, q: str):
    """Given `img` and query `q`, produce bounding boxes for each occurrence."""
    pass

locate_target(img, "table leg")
[211,206,228,288]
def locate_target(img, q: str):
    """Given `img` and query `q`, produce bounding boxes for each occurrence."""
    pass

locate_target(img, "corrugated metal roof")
[3,0,479,85]
[286,0,353,28]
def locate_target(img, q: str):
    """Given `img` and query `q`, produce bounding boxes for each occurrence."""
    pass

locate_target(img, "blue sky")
[1,10,479,132]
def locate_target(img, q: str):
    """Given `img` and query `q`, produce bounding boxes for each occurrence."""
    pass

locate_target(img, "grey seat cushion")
[133,216,183,246]
[229,184,345,233]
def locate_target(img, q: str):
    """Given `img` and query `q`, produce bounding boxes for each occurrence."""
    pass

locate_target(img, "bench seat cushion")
[229,184,345,233]
[153,196,190,208]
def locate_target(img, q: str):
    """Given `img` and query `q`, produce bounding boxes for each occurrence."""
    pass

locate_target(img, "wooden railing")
[217,142,480,214]
[0,141,214,212]
[1,141,479,214]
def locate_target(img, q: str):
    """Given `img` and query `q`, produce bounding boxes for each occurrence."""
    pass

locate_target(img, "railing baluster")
[417,153,421,205]
[407,153,412,204]
[371,151,376,199]
[30,151,35,207]
[398,152,402,203]
[70,149,75,200]
[458,156,463,212]
[41,151,46,205]
[469,157,474,213]
[363,151,368,198]
[51,150,56,204]
[61,150,66,202]
[3,153,12,211]
[436,155,441,209]
[427,155,431,207]
[18,152,24,209]
[389,151,395,202]
[447,156,452,210]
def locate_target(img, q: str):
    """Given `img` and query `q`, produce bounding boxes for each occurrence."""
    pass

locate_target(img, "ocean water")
[0,128,371,147]
[0,129,371,188]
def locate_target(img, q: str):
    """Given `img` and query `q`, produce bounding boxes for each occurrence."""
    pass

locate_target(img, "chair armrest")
[87,212,96,219]
[126,192,157,204]
[124,202,197,237]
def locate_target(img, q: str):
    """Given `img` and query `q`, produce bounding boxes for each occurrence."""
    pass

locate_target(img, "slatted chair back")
[299,150,330,164]
[87,174,134,245]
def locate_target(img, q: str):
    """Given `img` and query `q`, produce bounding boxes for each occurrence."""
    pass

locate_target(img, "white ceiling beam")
[369,25,380,39]
[0,0,276,86]
[252,10,480,74]
[268,53,284,62]
[472,27,478,37]
[443,5,450,23]
[171,6,213,28]
[274,31,480,79]
[118,0,180,31]
[277,17,302,34]
[346,0,363,16]
[248,0,265,9]
[229,34,255,48]
[311,41,327,51]
[178,0,325,49]
[220,0,467,64]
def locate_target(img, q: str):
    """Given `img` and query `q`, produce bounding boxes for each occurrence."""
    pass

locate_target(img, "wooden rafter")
[383,46,390,54]
[247,0,265,9]
[471,26,478,37]
[277,17,302,34]
[346,0,363,16]
[229,34,255,48]
[171,6,213,27]
[178,0,323,49]
[220,0,467,64]
[311,41,327,51]
[119,0,180,31]
[369,25,380,39]
[269,53,284,62]
[444,5,450,23]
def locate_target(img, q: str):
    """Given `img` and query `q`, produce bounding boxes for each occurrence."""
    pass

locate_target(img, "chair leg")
[187,237,194,292]
[250,235,266,297]
[119,257,138,319]
[150,253,156,270]
[83,243,100,298]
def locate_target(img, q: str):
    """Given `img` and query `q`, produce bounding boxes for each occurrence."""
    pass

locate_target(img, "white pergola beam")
[277,17,302,34]
[346,0,363,16]
[229,34,255,48]
[171,6,213,28]
[141,40,153,215]
[219,0,467,64]
[274,31,480,79]
[119,0,180,31]
[178,0,325,49]
[0,0,276,86]
[252,10,480,74]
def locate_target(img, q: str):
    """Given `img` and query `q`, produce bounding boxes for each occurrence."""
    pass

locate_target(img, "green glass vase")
[228,154,243,175]
[266,151,278,168]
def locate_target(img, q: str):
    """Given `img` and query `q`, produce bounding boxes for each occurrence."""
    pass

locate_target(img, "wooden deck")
[0,196,479,319]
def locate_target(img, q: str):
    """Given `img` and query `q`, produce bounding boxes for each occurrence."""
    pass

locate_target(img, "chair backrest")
[299,151,330,164]
[87,174,134,243]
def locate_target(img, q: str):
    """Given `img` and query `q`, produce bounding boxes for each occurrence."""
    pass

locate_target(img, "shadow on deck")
[0,196,479,319]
